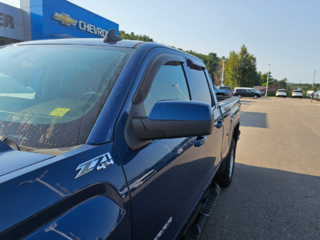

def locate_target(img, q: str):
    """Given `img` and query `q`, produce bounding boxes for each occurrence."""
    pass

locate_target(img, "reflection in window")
[144,65,190,115]
[190,69,212,106]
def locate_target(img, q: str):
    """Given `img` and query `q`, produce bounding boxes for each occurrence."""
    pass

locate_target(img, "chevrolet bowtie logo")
[52,13,77,27]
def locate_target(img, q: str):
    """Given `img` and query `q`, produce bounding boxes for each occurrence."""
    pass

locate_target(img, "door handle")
[215,121,224,129]
[194,136,206,147]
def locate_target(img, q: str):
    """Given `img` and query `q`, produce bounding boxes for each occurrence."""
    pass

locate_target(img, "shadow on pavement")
[240,112,268,128]
[201,163,320,240]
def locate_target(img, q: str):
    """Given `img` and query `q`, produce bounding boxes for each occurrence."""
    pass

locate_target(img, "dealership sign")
[78,21,108,37]
[52,13,77,27]
[53,12,108,37]
[0,12,14,29]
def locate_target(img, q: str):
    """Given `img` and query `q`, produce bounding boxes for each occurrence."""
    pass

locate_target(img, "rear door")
[186,59,224,180]
[240,89,245,97]
[114,48,215,240]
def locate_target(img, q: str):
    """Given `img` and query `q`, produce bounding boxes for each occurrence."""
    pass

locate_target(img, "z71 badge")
[75,153,114,179]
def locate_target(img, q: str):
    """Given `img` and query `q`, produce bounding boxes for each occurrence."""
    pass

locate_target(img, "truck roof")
[13,38,204,64]
[15,38,144,48]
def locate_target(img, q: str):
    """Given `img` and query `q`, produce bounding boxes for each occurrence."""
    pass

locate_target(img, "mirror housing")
[132,100,214,140]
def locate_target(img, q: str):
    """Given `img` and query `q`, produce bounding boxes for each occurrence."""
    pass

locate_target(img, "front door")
[114,49,214,240]
[246,89,253,97]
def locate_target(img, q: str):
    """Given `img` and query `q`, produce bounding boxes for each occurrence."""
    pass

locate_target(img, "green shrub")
[266,91,276,96]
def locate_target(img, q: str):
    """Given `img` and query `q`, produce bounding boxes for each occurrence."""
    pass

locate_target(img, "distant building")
[254,86,279,92]
[0,0,119,45]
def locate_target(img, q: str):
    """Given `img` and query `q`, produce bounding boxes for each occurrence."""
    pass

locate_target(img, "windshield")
[0,45,134,149]
[278,90,286,92]
[294,90,302,93]
[220,87,230,90]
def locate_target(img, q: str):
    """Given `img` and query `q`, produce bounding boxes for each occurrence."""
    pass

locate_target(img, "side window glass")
[190,69,212,106]
[144,64,190,116]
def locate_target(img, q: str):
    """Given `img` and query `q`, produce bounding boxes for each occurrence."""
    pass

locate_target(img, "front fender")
[24,195,123,240]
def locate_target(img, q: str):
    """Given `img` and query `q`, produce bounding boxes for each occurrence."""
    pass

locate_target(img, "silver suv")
[291,90,303,98]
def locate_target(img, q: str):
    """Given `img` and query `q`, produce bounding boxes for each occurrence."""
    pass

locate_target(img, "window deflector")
[132,53,184,104]
[187,58,205,71]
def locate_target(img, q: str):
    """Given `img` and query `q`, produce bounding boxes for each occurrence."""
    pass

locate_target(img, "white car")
[307,91,314,98]
[276,89,287,98]
[291,90,303,98]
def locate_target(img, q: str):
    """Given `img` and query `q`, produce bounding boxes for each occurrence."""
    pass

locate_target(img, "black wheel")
[215,139,236,188]
[300,97,302,99]
[253,95,258,99]
[238,94,242,98]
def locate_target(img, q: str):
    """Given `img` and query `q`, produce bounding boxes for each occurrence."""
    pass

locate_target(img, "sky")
[3,0,320,83]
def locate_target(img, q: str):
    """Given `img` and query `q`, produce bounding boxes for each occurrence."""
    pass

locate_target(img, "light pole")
[265,64,270,97]
[221,60,226,86]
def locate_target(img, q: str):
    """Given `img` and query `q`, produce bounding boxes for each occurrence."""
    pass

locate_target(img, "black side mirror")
[132,100,214,140]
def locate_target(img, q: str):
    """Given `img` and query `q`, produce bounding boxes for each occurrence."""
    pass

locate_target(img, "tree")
[279,78,287,89]
[238,45,257,87]
[225,45,257,88]
[261,72,272,86]
[254,71,262,86]
[225,51,239,88]
[119,30,153,42]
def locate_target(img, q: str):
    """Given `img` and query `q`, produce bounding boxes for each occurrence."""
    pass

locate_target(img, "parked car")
[307,90,314,98]
[233,87,261,99]
[314,90,320,100]
[214,85,232,100]
[0,31,241,240]
[219,86,232,91]
[292,90,303,98]
[252,88,264,96]
[276,89,287,98]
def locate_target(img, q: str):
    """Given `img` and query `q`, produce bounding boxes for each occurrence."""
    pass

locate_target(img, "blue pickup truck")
[0,30,241,240]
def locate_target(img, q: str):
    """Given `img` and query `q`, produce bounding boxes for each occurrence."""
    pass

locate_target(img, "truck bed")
[218,96,240,106]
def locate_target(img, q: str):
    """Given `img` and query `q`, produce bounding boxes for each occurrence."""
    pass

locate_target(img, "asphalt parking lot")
[200,97,320,240]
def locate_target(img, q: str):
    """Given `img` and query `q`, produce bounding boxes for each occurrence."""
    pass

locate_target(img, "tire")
[253,95,258,99]
[215,139,236,188]
[300,97,302,99]
[238,95,242,98]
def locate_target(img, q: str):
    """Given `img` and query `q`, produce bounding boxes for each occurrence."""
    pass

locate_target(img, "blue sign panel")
[21,0,119,40]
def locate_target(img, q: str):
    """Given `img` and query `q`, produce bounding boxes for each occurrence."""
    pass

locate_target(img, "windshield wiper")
[0,136,20,151]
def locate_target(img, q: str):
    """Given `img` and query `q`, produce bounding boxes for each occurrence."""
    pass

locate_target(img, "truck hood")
[0,141,53,178]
